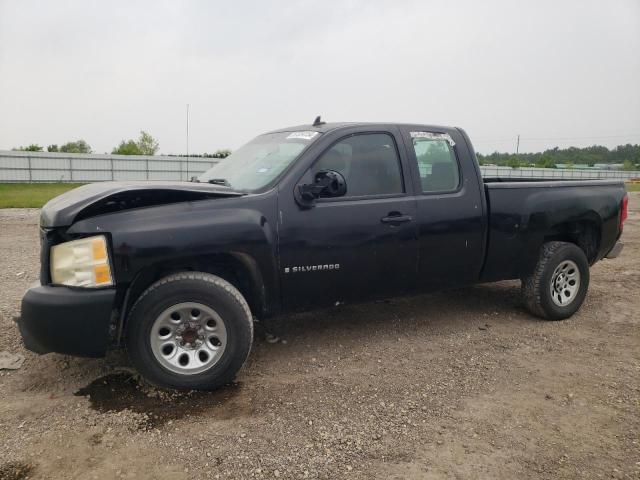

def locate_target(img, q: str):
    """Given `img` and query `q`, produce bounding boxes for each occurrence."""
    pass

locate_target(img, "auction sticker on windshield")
[286,131,319,140]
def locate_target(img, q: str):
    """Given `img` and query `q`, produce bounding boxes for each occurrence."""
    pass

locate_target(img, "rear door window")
[410,132,460,193]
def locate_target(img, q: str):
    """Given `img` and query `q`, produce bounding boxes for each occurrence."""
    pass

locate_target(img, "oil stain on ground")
[74,372,250,428]
[0,461,33,480]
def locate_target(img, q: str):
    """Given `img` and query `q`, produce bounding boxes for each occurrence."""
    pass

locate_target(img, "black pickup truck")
[17,121,628,390]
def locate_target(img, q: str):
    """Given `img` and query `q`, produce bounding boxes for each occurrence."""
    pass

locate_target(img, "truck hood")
[40,181,245,228]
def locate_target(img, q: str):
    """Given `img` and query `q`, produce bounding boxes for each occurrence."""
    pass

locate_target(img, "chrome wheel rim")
[550,260,580,307]
[150,302,227,375]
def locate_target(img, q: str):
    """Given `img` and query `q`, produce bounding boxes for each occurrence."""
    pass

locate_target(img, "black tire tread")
[127,271,254,340]
[521,241,567,320]
[125,271,253,390]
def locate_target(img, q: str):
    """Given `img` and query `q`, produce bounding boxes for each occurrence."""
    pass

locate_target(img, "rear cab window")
[409,132,460,193]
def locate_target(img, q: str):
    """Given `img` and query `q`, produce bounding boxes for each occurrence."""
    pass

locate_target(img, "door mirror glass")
[296,170,347,207]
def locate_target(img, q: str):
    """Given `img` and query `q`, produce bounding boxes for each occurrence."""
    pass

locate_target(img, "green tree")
[112,140,142,155]
[506,156,521,168]
[47,145,59,152]
[137,131,159,155]
[535,154,556,168]
[13,144,43,152]
[60,139,92,154]
[622,159,636,171]
[112,131,159,155]
[214,149,231,158]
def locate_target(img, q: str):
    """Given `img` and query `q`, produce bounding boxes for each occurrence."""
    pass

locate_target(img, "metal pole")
[186,103,190,181]
[516,134,520,155]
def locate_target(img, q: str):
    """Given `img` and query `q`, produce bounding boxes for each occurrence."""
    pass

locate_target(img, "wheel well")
[543,220,600,264]
[117,254,264,343]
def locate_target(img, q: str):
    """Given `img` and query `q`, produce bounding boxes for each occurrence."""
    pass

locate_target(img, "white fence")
[0,150,220,182]
[479,165,640,180]
[1,150,639,183]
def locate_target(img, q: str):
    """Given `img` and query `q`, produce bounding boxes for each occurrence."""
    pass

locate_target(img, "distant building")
[594,163,624,170]
[555,164,591,169]
[554,163,626,170]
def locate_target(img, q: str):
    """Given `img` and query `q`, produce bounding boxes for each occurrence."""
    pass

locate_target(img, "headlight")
[50,235,114,287]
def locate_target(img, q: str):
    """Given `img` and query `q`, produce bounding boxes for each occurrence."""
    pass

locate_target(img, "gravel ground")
[0,195,638,480]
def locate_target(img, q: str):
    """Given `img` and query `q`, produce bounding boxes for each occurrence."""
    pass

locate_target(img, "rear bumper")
[605,241,624,259]
[16,284,116,357]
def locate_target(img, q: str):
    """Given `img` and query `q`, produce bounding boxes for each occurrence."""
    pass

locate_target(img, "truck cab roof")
[267,121,460,135]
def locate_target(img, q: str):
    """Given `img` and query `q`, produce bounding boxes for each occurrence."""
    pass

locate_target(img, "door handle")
[381,213,412,225]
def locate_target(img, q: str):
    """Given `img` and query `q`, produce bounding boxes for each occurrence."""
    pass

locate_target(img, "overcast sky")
[1,0,639,154]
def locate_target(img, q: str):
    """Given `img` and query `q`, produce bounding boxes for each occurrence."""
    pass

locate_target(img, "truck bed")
[480,178,626,282]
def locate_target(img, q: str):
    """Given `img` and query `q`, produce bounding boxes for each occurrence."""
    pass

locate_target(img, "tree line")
[14,139,93,154]
[15,134,638,170]
[12,131,231,158]
[478,144,640,170]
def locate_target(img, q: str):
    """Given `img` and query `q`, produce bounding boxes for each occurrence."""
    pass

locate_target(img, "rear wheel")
[125,272,253,390]
[521,241,590,320]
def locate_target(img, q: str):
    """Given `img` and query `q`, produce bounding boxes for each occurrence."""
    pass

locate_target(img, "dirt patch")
[0,195,639,479]
[74,372,245,428]
[0,462,33,480]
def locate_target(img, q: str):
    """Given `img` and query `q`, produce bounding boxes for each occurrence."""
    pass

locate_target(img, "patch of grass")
[0,183,85,208]
[625,182,640,192]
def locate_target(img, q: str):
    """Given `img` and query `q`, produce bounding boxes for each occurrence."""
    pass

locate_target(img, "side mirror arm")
[298,176,333,201]
[295,170,347,209]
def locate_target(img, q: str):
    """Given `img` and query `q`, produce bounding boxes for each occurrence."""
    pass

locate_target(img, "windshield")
[198,131,320,191]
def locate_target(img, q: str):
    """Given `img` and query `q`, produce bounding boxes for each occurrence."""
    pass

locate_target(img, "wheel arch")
[115,252,272,345]
[544,213,602,264]
[518,212,602,279]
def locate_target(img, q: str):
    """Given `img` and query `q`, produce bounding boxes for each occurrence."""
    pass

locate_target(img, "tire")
[125,272,253,390]
[521,241,590,320]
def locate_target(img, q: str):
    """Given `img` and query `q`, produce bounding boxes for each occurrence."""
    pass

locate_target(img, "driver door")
[277,128,418,311]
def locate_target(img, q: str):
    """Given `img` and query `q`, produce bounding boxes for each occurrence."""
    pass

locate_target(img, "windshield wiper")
[207,178,232,187]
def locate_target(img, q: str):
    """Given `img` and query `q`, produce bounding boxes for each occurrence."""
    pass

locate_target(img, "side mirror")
[296,170,347,208]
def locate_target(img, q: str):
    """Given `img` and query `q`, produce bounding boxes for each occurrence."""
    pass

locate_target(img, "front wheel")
[125,272,253,390]
[521,241,590,320]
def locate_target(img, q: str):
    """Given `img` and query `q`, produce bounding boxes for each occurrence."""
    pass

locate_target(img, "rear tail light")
[620,194,628,232]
